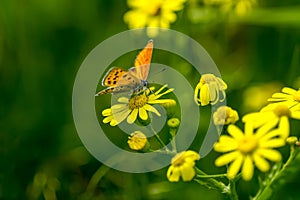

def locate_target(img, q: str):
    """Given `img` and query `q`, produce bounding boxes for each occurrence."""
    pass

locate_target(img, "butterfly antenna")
[151,68,166,77]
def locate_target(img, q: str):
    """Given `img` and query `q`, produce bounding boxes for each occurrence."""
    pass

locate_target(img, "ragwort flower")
[167,150,200,182]
[194,74,227,106]
[214,123,285,181]
[213,106,239,125]
[243,103,300,138]
[102,85,175,126]
[267,87,300,111]
[128,131,148,151]
[124,0,187,36]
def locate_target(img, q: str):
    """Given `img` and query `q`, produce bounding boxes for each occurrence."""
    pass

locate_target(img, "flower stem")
[194,167,229,194]
[149,126,168,150]
[86,165,110,192]
[169,129,177,152]
[196,173,227,178]
[229,178,239,200]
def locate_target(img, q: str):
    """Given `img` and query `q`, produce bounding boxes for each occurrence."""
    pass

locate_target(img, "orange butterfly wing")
[133,40,153,80]
[96,40,153,96]
[101,67,127,86]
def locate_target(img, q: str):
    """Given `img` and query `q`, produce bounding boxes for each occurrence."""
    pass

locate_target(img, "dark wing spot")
[127,77,132,80]
[114,71,119,75]
[108,80,111,84]
[113,76,118,80]
[123,74,127,78]
[113,80,117,84]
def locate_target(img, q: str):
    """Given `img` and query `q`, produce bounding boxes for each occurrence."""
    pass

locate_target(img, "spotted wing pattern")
[96,68,140,95]
[101,68,127,86]
[95,40,153,96]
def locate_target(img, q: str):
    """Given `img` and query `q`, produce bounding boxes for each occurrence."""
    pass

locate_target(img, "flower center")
[129,94,148,109]
[238,136,258,154]
[273,104,291,117]
[153,7,162,16]
[293,90,300,102]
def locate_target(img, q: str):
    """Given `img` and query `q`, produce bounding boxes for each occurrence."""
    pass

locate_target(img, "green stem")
[194,167,229,194]
[169,129,177,152]
[86,165,110,192]
[196,173,227,178]
[229,178,239,200]
[149,126,169,150]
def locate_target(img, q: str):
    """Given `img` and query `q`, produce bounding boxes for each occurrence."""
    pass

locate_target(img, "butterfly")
[95,40,153,96]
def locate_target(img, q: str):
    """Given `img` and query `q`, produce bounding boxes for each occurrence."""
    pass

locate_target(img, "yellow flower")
[124,0,187,37]
[128,131,148,150]
[243,103,300,138]
[102,85,175,126]
[213,106,239,125]
[194,74,227,106]
[167,150,200,182]
[214,123,285,181]
[267,87,300,111]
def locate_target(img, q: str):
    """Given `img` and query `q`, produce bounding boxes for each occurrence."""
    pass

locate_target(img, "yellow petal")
[282,87,297,95]
[143,104,161,116]
[102,108,112,116]
[244,121,254,136]
[139,107,148,120]
[167,166,180,182]
[114,109,131,124]
[271,92,291,99]
[227,125,244,140]
[147,99,175,104]
[183,150,200,160]
[200,84,210,106]
[127,109,138,124]
[278,116,289,138]
[214,136,238,152]
[256,149,282,162]
[180,164,196,181]
[227,154,244,180]
[259,138,285,148]
[208,82,218,104]
[215,151,240,166]
[103,116,113,124]
[109,119,118,126]
[255,117,280,139]
[253,153,270,172]
[241,156,254,181]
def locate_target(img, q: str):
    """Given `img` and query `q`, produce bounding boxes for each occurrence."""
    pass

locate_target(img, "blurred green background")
[1,0,300,199]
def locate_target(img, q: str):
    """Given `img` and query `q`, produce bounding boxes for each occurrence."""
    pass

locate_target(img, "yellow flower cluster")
[214,86,300,181]
[124,0,187,36]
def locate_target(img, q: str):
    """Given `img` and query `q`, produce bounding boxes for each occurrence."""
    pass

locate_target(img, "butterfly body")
[96,40,153,96]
